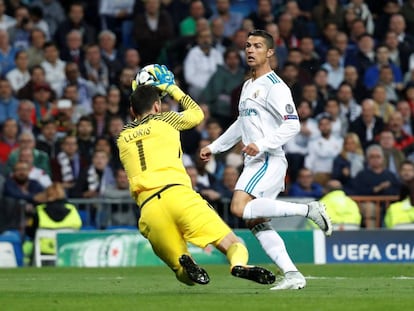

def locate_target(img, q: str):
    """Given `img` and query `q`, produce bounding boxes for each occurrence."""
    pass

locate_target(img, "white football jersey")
[209,71,300,158]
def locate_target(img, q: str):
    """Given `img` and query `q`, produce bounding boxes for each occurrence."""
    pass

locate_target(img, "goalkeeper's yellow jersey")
[117,95,204,199]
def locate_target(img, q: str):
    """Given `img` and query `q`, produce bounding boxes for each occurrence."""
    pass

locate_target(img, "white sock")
[254,227,297,273]
[242,198,308,219]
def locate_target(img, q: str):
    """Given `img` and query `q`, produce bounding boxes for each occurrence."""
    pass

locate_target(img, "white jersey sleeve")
[208,118,242,154]
[254,75,300,152]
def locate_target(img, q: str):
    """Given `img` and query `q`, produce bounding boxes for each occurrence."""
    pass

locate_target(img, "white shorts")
[235,153,287,199]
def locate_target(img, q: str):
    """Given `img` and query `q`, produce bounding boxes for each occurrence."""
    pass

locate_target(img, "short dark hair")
[130,85,160,116]
[248,29,274,49]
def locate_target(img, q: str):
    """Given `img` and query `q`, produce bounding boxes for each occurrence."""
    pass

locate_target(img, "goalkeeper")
[118,64,275,286]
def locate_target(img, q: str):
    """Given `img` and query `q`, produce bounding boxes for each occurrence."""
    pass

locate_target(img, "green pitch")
[1,264,413,311]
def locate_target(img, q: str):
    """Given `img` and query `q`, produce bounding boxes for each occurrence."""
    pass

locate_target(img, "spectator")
[397,160,414,201]
[286,47,313,85]
[35,118,60,159]
[388,13,414,57]
[62,62,97,114]
[210,0,243,38]
[343,65,368,103]
[210,17,232,55]
[179,0,206,37]
[345,0,374,35]
[133,0,175,65]
[364,45,403,91]
[98,30,123,86]
[280,61,302,103]
[3,161,44,204]
[6,50,30,93]
[51,135,88,195]
[288,168,324,199]
[28,5,50,40]
[0,118,18,165]
[301,83,325,117]
[349,98,384,150]
[16,65,50,101]
[0,29,17,76]
[123,48,141,73]
[106,86,124,119]
[201,47,245,129]
[283,0,310,38]
[312,0,345,34]
[373,0,401,41]
[7,5,32,50]
[347,144,400,227]
[337,82,362,124]
[16,99,36,134]
[313,68,335,103]
[384,30,410,74]
[332,132,365,188]
[264,22,288,69]
[59,29,85,66]
[320,179,362,230]
[30,0,65,37]
[104,168,138,227]
[107,115,123,168]
[315,21,338,61]
[333,32,354,66]
[320,97,348,138]
[6,131,51,176]
[24,182,82,261]
[0,0,15,31]
[183,28,224,101]
[396,100,414,136]
[372,84,395,123]
[71,149,116,199]
[345,33,375,77]
[26,28,46,68]
[31,82,57,126]
[41,42,66,97]
[298,36,321,77]
[99,0,135,47]
[18,146,52,188]
[81,43,109,96]
[277,12,300,49]
[305,113,343,186]
[387,111,414,154]
[378,129,406,178]
[321,47,345,90]
[88,94,110,138]
[247,0,275,30]
[76,116,95,161]
[348,18,368,47]
[54,2,96,51]
[376,65,402,103]
[0,78,19,124]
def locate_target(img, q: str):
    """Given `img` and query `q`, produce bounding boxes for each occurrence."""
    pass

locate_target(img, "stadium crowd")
[1,0,414,239]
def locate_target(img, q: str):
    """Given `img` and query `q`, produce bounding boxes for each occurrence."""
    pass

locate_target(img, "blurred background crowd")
[1,0,414,233]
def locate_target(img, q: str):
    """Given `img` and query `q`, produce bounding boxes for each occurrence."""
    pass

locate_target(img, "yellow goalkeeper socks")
[226,242,249,268]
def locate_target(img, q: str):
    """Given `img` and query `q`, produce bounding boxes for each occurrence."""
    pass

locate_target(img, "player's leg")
[214,231,275,285]
[138,197,208,286]
[234,156,332,235]
[170,186,274,284]
[231,158,306,289]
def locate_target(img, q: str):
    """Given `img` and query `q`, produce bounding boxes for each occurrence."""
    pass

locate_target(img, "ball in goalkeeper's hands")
[132,64,171,97]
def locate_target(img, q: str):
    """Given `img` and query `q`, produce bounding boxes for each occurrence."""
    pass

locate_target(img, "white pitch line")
[305,276,414,280]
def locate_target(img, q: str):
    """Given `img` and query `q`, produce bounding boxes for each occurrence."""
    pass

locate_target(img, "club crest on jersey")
[253,90,260,98]
[285,104,294,114]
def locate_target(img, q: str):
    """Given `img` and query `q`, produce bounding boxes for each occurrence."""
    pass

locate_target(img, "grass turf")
[0,264,413,311]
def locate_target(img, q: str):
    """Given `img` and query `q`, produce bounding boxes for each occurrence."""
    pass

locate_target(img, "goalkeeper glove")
[153,64,185,102]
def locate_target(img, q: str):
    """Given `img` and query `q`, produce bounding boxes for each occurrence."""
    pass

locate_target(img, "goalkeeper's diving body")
[117,64,275,286]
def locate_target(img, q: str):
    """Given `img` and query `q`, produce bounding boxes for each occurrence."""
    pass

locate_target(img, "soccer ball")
[134,64,168,97]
